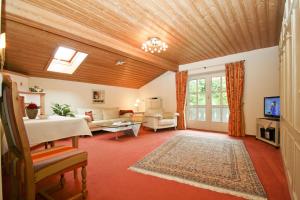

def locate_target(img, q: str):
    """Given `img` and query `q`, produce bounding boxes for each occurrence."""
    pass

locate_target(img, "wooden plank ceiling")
[3,0,284,88]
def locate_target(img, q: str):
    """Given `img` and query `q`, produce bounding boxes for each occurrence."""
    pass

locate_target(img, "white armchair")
[142,97,179,132]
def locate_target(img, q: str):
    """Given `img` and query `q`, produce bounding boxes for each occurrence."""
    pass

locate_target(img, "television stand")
[256,118,280,148]
[260,117,280,121]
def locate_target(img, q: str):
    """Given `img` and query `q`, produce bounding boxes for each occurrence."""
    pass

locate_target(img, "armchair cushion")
[145,109,163,115]
[158,119,176,126]
[144,113,163,118]
[162,112,176,119]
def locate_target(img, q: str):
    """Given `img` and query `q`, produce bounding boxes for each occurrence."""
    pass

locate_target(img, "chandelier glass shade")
[141,37,168,53]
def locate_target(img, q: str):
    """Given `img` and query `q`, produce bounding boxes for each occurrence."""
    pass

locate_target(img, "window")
[211,76,229,122]
[187,78,206,121]
[47,46,88,74]
[187,73,229,124]
[54,46,76,62]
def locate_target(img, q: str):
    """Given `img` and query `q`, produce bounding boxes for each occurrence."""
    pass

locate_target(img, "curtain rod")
[187,59,246,71]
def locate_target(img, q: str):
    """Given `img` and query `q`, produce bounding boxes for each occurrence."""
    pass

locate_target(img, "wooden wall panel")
[294,143,300,200]
[4,0,284,88]
[6,0,284,65]
[279,1,300,199]
[4,20,165,88]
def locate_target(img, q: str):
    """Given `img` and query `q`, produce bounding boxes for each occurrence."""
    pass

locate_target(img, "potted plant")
[51,103,75,117]
[26,103,39,119]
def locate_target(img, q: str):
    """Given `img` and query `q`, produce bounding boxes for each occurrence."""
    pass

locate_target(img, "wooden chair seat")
[31,146,87,182]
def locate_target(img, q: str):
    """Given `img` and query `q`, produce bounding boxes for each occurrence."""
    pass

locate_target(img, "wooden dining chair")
[0,74,88,200]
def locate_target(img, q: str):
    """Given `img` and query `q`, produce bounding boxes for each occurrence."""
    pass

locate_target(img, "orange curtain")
[225,61,245,137]
[176,71,188,130]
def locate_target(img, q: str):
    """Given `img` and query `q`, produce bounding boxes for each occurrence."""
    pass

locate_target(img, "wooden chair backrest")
[0,74,34,187]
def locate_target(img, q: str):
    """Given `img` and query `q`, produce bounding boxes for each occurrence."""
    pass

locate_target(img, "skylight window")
[47,46,88,74]
[54,46,76,62]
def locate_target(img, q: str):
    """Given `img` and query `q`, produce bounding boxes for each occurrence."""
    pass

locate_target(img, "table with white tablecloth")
[2,115,92,153]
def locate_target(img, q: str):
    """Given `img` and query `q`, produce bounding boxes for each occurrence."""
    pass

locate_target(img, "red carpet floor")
[33,128,290,200]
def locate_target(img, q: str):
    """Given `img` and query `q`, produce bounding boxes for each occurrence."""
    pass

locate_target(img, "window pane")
[189,80,197,93]
[212,107,221,122]
[222,107,229,122]
[222,92,228,105]
[222,76,226,91]
[188,107,197,120]
[212,77,221,92]
[211,92,221,105]
[198,107,206,121]
[198,92,206,105]
[197,79,206,93]
[54,46,76,61]
[189,93,197,105]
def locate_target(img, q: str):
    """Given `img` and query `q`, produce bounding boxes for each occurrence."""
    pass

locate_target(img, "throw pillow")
[119,110,134,115]
[85,111,94,121]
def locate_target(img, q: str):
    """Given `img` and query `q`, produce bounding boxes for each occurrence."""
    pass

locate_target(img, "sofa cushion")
[102,108,119,120]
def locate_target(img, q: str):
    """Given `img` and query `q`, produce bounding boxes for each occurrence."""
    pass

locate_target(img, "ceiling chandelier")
[141,37,168,53]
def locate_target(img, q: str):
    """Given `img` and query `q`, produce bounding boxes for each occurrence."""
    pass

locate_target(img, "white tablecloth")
[2,116,92,153]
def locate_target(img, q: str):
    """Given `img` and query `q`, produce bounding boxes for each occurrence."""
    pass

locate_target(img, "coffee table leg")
[115,132,118,140]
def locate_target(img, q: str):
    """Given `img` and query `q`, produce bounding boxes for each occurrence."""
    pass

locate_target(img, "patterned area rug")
[129,134,267,200]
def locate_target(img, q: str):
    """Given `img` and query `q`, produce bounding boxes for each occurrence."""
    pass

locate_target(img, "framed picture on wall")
[92,90,105,104]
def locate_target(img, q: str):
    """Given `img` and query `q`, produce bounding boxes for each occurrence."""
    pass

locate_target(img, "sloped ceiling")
[3,0,284,88]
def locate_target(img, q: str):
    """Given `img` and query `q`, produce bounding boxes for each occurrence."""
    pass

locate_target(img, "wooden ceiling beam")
[5,0,178,72]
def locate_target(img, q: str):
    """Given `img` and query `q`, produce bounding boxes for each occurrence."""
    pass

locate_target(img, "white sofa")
[142,97,179,132]
[76,107,133,132]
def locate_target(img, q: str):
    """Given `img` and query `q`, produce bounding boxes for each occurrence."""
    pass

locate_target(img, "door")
[186,72,229,132]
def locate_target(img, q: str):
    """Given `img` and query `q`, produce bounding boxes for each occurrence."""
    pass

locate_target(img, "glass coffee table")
[101,121,142,140]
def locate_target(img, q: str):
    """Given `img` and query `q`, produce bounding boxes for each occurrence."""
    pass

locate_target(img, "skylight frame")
[46,46,88,74]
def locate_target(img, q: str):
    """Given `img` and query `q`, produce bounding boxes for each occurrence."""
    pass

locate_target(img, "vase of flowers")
[26,103,39,119]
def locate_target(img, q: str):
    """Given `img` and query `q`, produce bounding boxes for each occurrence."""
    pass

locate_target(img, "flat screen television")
[264,96,280,118]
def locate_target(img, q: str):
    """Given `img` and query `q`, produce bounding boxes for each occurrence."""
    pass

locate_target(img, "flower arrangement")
[26,103,39,110]
[26,103,39,119]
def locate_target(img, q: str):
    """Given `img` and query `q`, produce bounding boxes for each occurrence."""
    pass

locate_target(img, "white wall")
[6,71,29,92]
[29,77,139,115]
[138,71,177,112]
[180,46,280,135]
